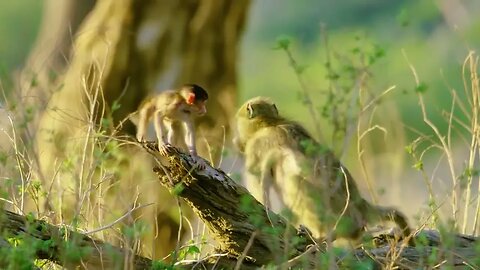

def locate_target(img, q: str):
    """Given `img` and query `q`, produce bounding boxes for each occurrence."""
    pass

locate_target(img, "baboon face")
[234,97,279,150]
[236,96,278,120]
[179,84,209,116]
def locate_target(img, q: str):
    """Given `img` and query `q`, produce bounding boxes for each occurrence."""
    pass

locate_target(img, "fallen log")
[146,143,480,269]
[146,143,316,269]
[0,209,152,269]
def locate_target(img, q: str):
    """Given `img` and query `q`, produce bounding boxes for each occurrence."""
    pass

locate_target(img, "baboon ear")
[272,104,278,115]
[246,103,254,119]
[186,92,196,105]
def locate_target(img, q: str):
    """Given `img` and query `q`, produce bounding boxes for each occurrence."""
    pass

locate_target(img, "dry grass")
[1,40,480,268]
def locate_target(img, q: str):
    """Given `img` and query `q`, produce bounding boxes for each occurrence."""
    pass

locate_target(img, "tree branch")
[146,143,315,268]
[146,142,480,269]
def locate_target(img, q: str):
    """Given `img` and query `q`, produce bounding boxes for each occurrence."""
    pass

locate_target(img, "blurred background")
[2,0,479,142]
[1,0,480,261]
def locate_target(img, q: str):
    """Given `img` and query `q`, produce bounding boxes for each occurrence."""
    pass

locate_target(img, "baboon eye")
[246,103,254,119]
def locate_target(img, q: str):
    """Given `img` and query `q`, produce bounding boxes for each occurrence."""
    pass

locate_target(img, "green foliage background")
[240,0,480,143]
[1,2,480,265]
[0,0,41,74]
[1,0,480,143]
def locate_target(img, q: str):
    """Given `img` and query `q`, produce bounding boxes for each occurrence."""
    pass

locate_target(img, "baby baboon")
[132,84,208,156]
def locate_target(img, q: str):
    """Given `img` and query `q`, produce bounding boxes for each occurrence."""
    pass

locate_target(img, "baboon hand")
[158,143,174,156]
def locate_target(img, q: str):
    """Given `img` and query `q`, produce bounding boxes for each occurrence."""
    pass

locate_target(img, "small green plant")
[150,260,174,270]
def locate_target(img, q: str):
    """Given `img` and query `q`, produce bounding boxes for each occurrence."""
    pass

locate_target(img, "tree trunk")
[20,0,96,105]
[11,0,95,187]
[33,0,250,259]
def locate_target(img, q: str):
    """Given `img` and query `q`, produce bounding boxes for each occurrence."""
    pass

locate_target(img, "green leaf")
[111,100,121,112]
[101,118,111,129]
[172,183,185,195]
[404,144,413,154]
[373,45,385,58]
[186,245,200,255]
[150,260,171,270]
[397,9,410,27]
[295,64,308,74]
[274,35,291,50]
[415,82,429,93]
[0,151,7,166]
[413,161,423,170]
[30,75,38,88]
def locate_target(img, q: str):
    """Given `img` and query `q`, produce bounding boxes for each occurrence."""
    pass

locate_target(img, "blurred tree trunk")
[436,0,470,30]
[13,0,96,166]
[20,0,96,104]
[33,0,250,259]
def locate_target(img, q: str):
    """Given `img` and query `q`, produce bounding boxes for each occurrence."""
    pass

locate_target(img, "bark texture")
[147,144,315,267]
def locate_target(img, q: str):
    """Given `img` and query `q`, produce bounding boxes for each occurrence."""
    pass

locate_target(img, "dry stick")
[402,49,459,227]
[85,203,154,235]
[281,244,318,269]
[234,230,257,270]
[355,86,397,205]
[462,53,480,234]
[152,153,185,264]
[173,197,184,264]
[3,115,28,213]
[282,46,324,143]
[470,54,480,233]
